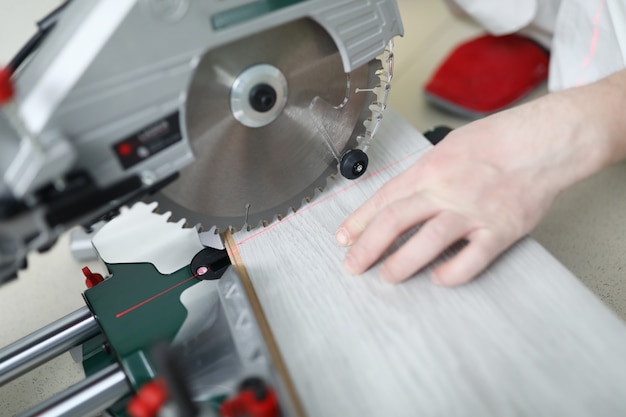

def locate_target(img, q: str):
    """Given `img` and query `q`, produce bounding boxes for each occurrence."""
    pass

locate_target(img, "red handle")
[0,67,14,105]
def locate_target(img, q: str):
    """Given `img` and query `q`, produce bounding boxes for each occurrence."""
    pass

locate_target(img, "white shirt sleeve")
[448,0,538,34]
[549,0,626,91]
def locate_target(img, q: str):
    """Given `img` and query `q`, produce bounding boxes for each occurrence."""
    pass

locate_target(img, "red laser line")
[115,274,198,318]
[236,149,423,246]
[577,0,606,86]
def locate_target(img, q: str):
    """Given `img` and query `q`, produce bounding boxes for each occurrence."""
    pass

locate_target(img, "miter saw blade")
[152,19,379,232]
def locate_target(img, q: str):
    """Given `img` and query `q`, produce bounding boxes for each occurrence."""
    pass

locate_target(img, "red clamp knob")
[82,266,104,288]
[127,379,169,417]
[0,67,14,105]
[220,388,279,417]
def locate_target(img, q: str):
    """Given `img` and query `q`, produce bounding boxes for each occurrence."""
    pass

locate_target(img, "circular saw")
[0,0,403,283]
[154,19,392,231]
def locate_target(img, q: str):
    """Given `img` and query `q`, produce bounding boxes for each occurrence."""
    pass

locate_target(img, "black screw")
[423,125,453,146]
[101,341,111,355]
[249,83,277,113]
[340,149,369,180]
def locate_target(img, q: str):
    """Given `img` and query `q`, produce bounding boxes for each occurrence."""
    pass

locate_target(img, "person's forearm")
[575,69,626,165]
[543,68,626,196]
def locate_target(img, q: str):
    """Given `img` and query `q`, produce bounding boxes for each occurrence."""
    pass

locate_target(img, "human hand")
[335,86,621,286]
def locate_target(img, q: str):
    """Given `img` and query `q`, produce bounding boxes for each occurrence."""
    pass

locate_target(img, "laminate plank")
[231,108,626,417]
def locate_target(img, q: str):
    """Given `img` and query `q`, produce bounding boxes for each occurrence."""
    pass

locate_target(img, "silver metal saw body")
[0,0,404,283]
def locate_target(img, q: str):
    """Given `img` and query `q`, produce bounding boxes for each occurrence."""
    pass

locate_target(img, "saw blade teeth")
[149,203,161,215]
[250,219,264,230]
[313,187,324,199]
[92,201,206,274]
[356,40,394,153]
[143,200,210,231]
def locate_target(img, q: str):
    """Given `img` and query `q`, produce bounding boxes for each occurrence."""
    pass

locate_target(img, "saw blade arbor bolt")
[230,63,288,128]
[249,83,277,113]
[340,149,369,180]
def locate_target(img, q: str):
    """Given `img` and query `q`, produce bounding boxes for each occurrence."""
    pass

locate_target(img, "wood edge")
[222,230,308,417]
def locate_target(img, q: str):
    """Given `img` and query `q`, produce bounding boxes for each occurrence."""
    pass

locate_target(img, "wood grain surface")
[231,109,626,417]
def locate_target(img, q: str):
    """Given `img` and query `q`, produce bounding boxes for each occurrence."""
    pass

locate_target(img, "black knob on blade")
[249,83,277,113]
[340,149,369,180]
